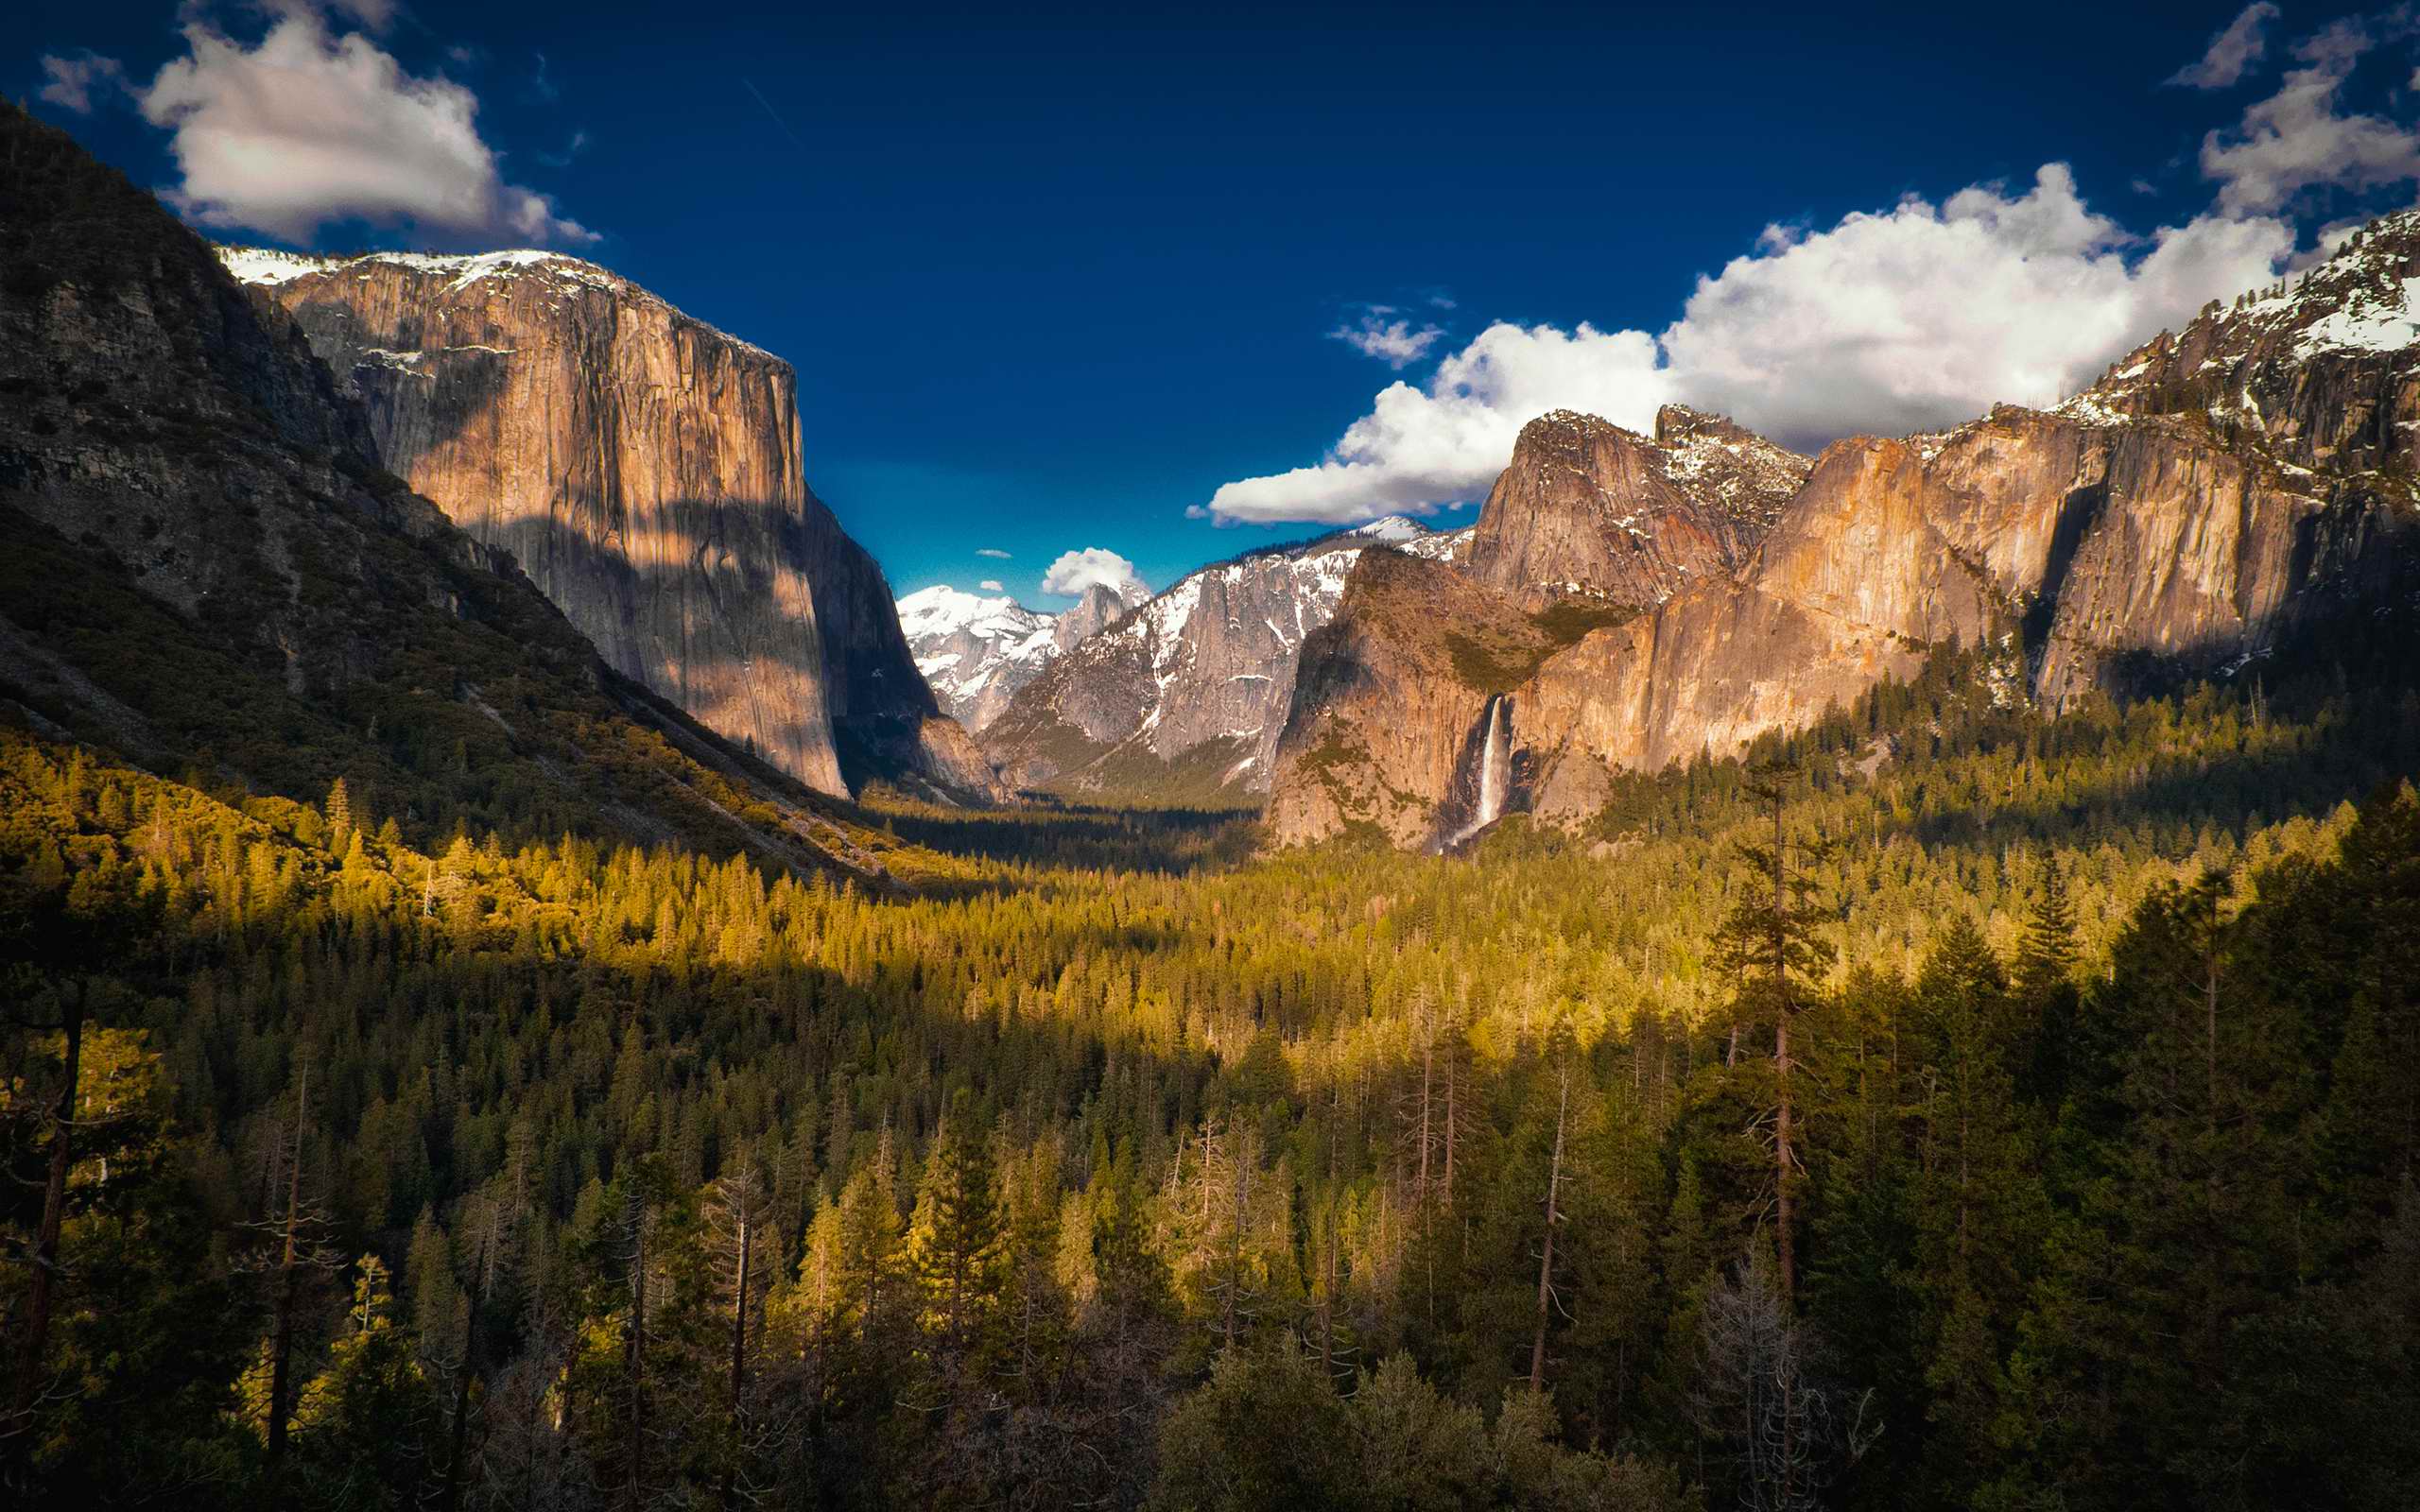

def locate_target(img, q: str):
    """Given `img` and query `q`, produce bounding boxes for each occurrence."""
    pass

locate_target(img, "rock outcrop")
[1052,582,1142,651]
[1463,406,1806,611]
[985,518,1465,801]
[1267,549,1556,848]
[220,245,999,802]
[1270,228,2420,848]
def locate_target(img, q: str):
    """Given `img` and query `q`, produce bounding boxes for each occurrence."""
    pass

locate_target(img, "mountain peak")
[1340,514,1432,542]
[2056,203,2420,487]
[1464,404,1808,610]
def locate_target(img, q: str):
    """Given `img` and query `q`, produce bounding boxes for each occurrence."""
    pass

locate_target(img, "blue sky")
[17,2,2420,608]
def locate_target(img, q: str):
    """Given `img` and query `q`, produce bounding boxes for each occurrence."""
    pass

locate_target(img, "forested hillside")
[6,623,2417,1508]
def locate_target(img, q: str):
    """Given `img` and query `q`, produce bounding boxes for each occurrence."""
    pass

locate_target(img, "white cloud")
[1332,308,1444,369]
[975,547,1011,559]
[37,51,127,113]
[1665,164,2290,449]
[2200,17,2420,215]
[1202,322,1669,524]
[978,578,1005,593]
[1203,163,2290,524]
[1041,547,1148,601]
[2169,3,2280,89]
[136,10,595,247]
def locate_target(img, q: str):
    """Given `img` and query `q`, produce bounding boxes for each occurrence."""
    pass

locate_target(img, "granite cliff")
[1270,229,2420,849]
[219,245,997,801]
[0,103,890,877]
[1463,405,1806,611]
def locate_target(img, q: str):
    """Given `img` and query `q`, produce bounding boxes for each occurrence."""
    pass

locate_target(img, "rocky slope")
[217,245,996,802]
[1270,234,2420,848]
[983,518,1465,800]
[896,577,1148,732]
[0,102,889,878]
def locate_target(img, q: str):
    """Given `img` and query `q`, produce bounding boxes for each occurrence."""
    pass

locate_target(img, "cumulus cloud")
[37,51,128,113]
[1203,322,1670,524]
[1665,164,2289,448]
[1203,164,2290,524]
[1332,307,1445,369]
[979,579,1005,593]
[2200,16,2420,215]
[136,10,595,246]
[2169,3,2280,89]
[1041,547,1148,601]
[976,547,1011,559]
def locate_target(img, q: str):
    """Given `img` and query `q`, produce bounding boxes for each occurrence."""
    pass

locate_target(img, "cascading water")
[1448,695,1512,847]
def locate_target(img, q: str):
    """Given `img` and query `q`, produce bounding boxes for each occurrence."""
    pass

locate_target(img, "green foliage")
[2,633,2417,1508]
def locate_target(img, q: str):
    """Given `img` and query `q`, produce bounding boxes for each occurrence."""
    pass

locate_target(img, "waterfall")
[1449,695,1512,846]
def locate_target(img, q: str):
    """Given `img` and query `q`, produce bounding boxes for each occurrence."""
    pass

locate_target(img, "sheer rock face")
[1052,583,1137,651]
[1462,406,1808,612]
[984,522,1465,799]
[1267,550,1553,849]
[222,247,1000,801]
[0,106,865,873]
[792,492,1006,799]
[1271,232,2420,847]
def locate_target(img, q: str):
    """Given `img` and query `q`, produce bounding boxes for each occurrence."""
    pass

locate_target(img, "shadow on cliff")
[343,340,511,481]
[1907,602,2420,854]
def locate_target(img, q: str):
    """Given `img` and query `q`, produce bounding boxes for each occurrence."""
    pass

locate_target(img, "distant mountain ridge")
[897,576,1150,732]
[977,517,1466,801]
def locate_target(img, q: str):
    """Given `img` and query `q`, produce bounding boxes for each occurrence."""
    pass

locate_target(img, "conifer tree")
[906,1093,1007,1378]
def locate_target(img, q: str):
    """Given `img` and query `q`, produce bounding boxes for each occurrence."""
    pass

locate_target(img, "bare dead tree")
[241,1056,344,1481]
[7,974,83,1450]
[704,1167,777,1509]
[1529,1054,1573,1396]
[1687,1253,1880,1512]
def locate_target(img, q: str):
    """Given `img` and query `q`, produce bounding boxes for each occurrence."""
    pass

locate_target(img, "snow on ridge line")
[210,245,783,362]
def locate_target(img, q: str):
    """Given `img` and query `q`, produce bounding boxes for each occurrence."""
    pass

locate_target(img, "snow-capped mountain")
[980,516,1472,799]
[897,578,1150,731]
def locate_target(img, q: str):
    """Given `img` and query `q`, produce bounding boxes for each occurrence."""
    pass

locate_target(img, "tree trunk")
[1776,1012,1795,1310]
[1222,1146,1245,1352]
[1772,792,1796,1309]
[625,1194,648,1510]
[9,978,85,1436]
[267,1057,308,1476]
[1529,1067,1568,1395]
[440,1224,488,1512]
[723,1209,752,1511]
